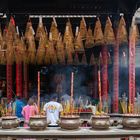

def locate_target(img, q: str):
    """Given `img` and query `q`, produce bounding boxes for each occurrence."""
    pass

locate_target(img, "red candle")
[37,72,40,113]
[113,41,119,113]
[98,70,102,112]
[70,72,74,115]
[129,26,136,113]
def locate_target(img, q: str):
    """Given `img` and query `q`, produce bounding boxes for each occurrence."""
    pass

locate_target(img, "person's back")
[22,98,38,127]
[43,94,63,126]
[14,97,24,118]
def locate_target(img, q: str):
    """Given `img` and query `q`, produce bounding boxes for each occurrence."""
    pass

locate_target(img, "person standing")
[43,94,63,126]
[22,98,38,127]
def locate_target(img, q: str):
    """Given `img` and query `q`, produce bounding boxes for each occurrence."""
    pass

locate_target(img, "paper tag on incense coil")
[53,17,57,27]
[75,26,79,37]
[39,16,43,27]
[49,32,52,41]
[16,26,19,35]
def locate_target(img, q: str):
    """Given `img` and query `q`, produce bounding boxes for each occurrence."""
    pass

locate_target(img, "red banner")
[23,63,28,98]
[113,42,119,113]
[16,63,22,97]
[102,46,108,101]
[6,64,13,99]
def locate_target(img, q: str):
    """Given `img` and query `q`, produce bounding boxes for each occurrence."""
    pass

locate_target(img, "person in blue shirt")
[13,96,25,118]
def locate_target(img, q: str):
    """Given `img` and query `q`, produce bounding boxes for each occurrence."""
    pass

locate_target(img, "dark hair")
[28,98,34,106]
[16,96,21,99]
[50,94,58,101]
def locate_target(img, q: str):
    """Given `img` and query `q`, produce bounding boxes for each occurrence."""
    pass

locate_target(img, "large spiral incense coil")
[104,17,115,45]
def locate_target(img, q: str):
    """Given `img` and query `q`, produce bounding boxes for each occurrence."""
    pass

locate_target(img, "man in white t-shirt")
[43,94,63,126]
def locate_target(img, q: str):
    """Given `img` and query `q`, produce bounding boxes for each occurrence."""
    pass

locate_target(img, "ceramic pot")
[89,115,110,129]
[29,115,47,130]
[59,115,80,130]
[122,114,140,129]
[1,116,19,129]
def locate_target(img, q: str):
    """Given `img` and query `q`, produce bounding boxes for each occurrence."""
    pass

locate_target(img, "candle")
[37,72,40,114]
[70,72,74,115]
[98,70,102,112]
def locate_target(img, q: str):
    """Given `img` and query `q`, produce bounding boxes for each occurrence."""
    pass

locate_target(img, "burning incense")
[70,72,74,115]
[98,70,102,112]
[37,72,41,114]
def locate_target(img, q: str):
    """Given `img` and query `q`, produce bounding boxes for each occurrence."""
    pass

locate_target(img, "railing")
[0,127,140,140]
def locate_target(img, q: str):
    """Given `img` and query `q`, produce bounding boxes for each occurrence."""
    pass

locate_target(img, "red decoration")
[101,46,108,101]
[16,63,22,97]
[113,41,119,113]
[129,27,136,113]
[6,64,13,99]
[23,63,28,98]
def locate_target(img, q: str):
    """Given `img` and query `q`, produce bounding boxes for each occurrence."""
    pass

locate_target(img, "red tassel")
[113,42,119,113]
[6,64,13,99]
[16,63,22,97]
[23,63,28,98]
[101,46,108,101]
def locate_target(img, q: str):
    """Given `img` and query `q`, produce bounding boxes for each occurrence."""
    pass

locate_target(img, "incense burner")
[122,114,140,129]
[1,116,19,129]
[59,115,80,130]
[29,115,47,130]
[89,115,110,129]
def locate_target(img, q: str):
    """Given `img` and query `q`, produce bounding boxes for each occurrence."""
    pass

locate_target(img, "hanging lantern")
[85,26,94,48]
[79,17,87,40]
[104,17,115,45]
[93,18,104,46]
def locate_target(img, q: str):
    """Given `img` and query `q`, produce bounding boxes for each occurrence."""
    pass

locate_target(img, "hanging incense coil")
[56,36,65,64]
[25,21,36,64]
[135,24,140,45]
[36,20,47,41]
[50,21,59,43]
[0,27,6,64]
[73,53,80,65]
[64,20,74,44]
[74,31,84,53]
[14,35,25,63]
[104,17,115,45]
[93,18,104,46]
[81,53,87,65]
[117,16,128,44]
[36,36,46,65]
[47,40,57,64]
[85,26,94,48]
[90,53,95,65]
[79,17,87,40]
[44,48,51,65]
[67,52,73,65]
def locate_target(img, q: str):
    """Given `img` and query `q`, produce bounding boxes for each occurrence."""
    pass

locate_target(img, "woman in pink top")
[22,98,38,127]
